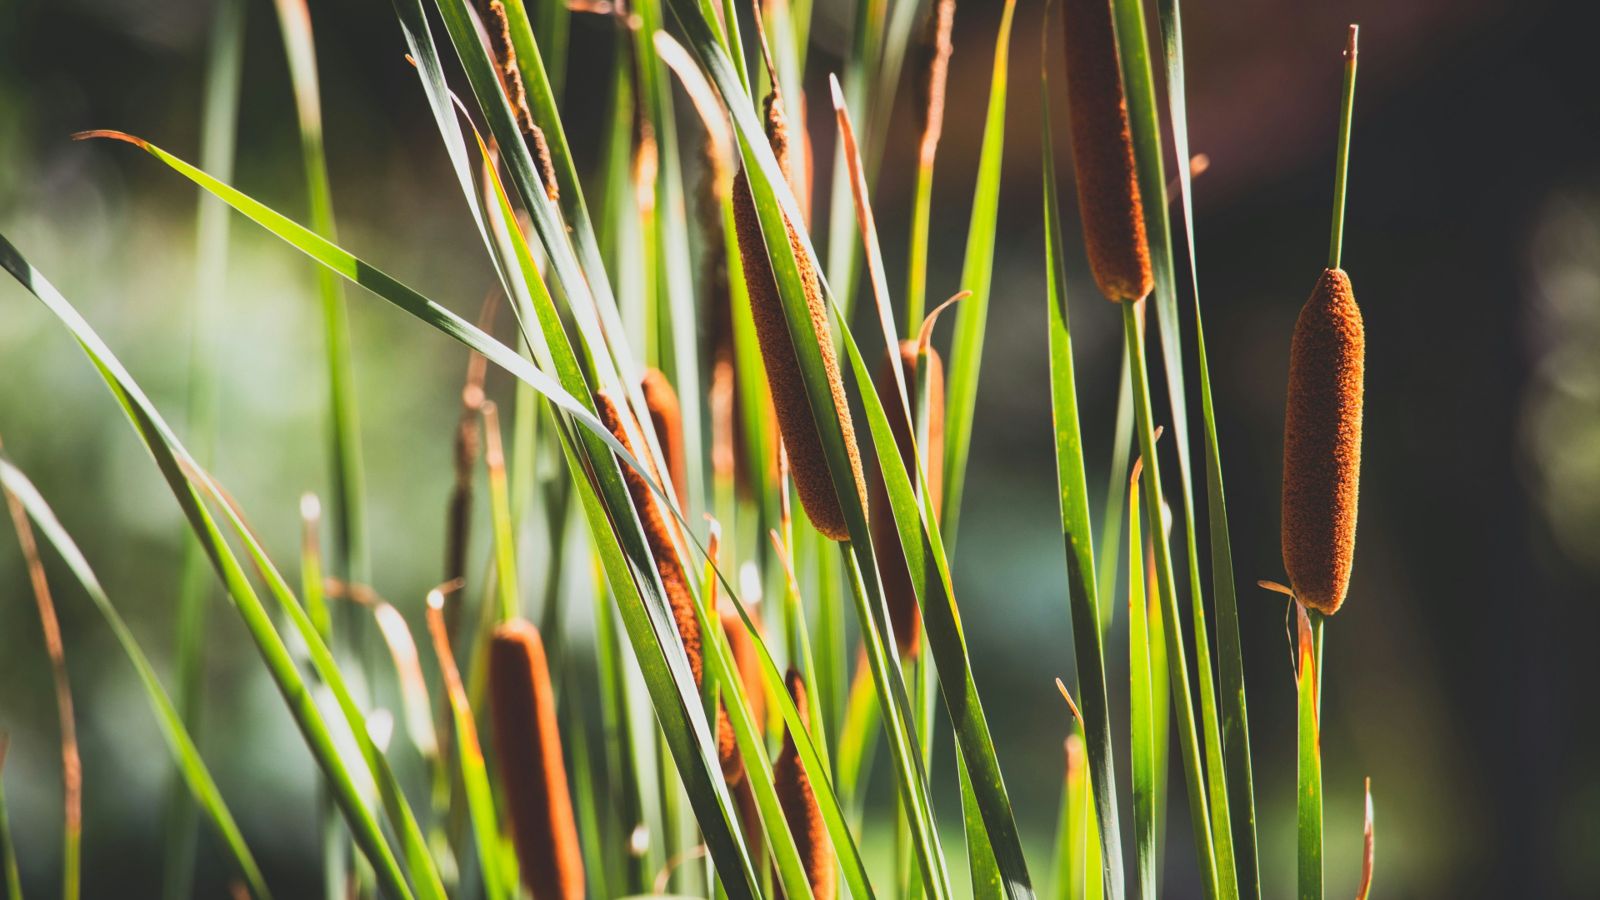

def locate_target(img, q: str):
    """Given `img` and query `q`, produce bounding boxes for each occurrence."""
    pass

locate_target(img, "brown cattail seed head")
[716,610,767,782]
[867,342,946,657]
[732,90,867,541]
[489,621,585,900]
[774,668,836,900]
[639,368,688,511]
[915,0,957,169]
[595,392,704,681]
[1281,268,1364,615]
[1060,0,1153,302]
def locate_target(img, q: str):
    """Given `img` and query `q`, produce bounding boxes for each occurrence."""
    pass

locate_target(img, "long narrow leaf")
[0,235,417,900]
[1127,465,1156,899]
[1297,609,1323,900]
[0,459,271,900]
[660,4,954,895]
[1155,0,1261,894]
[667,2,1041,893]
[1121,300,1219,899]
[79,127,768,893]
[941,0,1017,553]
[1042,58,1126,900]
[1107,1,1238,893]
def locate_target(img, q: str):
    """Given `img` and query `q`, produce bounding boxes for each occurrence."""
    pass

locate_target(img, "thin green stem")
[905,161,935,333]
[1122,301,1220,900]
[1298,611,1325,900]
[1328,25,1358,270]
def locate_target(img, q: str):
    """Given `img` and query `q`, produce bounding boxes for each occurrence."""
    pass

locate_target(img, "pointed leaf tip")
[72,129,148,149]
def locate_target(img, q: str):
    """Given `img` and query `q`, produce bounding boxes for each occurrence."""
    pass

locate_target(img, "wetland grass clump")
[0,3,1401,897]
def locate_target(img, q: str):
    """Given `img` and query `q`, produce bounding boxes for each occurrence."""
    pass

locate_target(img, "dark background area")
[2,0,1598,896]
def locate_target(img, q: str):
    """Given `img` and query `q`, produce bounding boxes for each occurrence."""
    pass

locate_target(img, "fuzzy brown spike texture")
[488,620,585,900]
[916,0,957,169]
[595,392,704,681]
[867,341,946,657]
[639,368,688,511]
[1059,0,1153,302]
[732,88,866,541]
[774,668,836,900]
[1281,267,1364,615]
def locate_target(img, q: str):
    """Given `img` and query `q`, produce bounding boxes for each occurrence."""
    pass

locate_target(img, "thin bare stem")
[1328,25,1359,269]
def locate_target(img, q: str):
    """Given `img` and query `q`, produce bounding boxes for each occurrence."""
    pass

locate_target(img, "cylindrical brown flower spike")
[489,620,585,900]
[1059,0,1153,302]
[1281,267,1364,615]
[732,85,867,541]
[867,341,946,657]
[774,668,836,900]
[639,368,688,511]
[595,392,703,682]
[716,609,768,783]
[598,392,745,780]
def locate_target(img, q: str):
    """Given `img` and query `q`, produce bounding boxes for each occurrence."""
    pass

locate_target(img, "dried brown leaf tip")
[639,368,688,511]
[774,668,836,900]
[1281,267,1363,615]
[868,341,946,657]
[731,86,867,541]
[1059,0,1153,302]
[489,620,585,900]
[595,392,704,682]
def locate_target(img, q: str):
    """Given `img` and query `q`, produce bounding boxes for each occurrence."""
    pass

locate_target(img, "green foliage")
[0,2,1379,897]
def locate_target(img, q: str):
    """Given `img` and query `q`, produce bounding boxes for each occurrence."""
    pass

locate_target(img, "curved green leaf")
[0,234,417,900]
[0,458,271,900]
[1042,71,1126,899]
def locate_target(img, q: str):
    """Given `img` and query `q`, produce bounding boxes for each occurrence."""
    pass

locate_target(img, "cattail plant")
[488,619,585,900]
[1059,0,1153,302]
[867,340,946,657]
[731,73,866,541]
[0,0,1403,896]
[595,391,703,682]
[1283,26,1363,900]
[1282,26,1364,619]
[773,667,835,900]
[640,367,689,510]
[1280,267,1363,616]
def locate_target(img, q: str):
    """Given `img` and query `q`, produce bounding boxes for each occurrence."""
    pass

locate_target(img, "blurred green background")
[3,0,1599,897]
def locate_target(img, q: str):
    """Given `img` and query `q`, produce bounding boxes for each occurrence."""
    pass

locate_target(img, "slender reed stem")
[1121,301,1220,899]
[1328,26,1358,270]
[1297,609,1325,900]
[4,471,80,900]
